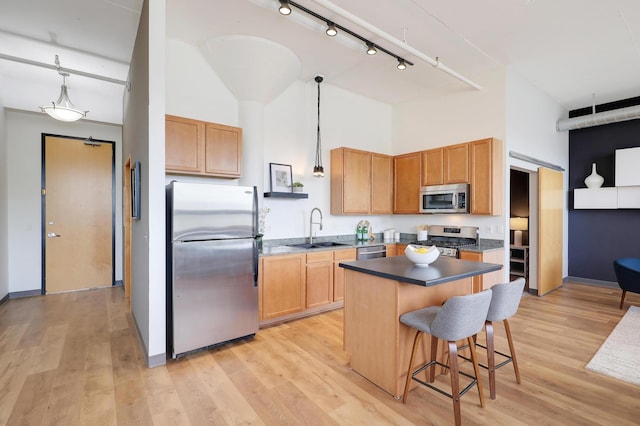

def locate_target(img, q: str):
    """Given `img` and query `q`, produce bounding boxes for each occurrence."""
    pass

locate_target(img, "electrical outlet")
[485,225,493,233]
[496,225,504,234]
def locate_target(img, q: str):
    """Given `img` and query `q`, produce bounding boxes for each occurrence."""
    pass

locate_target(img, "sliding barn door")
[537,167,563,295]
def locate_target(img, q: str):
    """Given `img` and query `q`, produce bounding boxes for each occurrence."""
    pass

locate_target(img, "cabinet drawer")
[307,251,333,263]
[333,248,357,261]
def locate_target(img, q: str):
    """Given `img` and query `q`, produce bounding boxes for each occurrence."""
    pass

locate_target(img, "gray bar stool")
[485,278,525,399]
[459,278,525,399]
[400,290,492,426]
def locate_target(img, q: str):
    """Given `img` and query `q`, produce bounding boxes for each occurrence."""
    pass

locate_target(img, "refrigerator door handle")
[253,238,259,287]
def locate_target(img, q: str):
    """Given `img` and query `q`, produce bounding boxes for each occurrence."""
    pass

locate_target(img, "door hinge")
[41,188,46,196]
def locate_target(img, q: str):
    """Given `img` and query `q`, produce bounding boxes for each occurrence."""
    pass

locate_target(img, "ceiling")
[2,0,640,124]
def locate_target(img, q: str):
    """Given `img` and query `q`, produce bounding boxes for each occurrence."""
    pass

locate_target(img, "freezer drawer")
[169,238,258,357]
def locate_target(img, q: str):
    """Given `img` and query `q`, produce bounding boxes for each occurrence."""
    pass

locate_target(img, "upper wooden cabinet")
[165,115,204,173]
[393,151,421,214]
[421,148,444,186]
[444,142,469,184]
[371,153,393,214]
[421,143,468,186]
[331,148,392,215]
[469,138,503,215]
[165,114,242,178]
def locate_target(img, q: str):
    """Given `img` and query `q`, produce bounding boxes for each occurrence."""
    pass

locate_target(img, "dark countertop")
[339,255,502,287]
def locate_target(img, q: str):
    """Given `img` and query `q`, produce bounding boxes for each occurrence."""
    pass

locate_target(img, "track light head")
[315,75,324,84]
[278,0,292,15]
[366,42,377,55]
[325,22,337,37]
[397,58,407,70]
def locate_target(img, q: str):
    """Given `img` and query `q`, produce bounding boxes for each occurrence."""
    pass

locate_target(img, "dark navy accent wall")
[568,117,640,281]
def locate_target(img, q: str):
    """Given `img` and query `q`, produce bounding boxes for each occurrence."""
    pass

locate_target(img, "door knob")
[47,232,62,238]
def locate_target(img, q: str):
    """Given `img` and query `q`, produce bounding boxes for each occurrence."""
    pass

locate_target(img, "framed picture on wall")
[269,163,292,193]
[131,161,141,220]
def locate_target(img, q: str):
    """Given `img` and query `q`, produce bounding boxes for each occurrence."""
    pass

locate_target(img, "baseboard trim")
[114,280,123,287]
[131,311,167,368]
[9,289,42,299]
[565,276,619,289]
[0,293,9,306]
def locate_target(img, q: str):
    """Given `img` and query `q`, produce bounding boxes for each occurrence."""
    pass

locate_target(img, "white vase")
[584,163,604,188]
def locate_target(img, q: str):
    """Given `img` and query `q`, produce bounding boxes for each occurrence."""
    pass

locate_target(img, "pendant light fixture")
[40,55,87,122]
[313,75,325,178]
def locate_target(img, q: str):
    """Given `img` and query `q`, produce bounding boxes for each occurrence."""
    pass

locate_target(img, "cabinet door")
[469,138,502,215]
[204,123,242,177]
[444,143,469,183]
[371,153,393,214]
[421,148,444,186]
[344,149,372,213]
[393,152,421,214]
[333,248,356,302]
[459,249,504,292]
[385,244,397,257]
[306,251,334,308]
[165,115,204,173]
[260,254,306,320]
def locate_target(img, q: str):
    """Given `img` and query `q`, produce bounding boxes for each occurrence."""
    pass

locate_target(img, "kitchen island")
[339,255,502,398]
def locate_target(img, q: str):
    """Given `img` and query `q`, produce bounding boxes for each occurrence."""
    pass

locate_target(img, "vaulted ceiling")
[2,0,640,124]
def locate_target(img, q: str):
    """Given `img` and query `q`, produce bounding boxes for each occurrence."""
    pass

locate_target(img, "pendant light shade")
[314,75,325,178]
[40,56,87,122]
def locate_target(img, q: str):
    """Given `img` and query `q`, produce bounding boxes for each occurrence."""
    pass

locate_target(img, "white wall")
[0,104,8,300]
[5,110,122,294]
[165,38,238,125]
[506,68,569,286]
[124,0,166,366]
[262,81,395,240]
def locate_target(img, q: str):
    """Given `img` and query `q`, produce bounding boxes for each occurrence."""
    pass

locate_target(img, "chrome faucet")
[309,207,323,244]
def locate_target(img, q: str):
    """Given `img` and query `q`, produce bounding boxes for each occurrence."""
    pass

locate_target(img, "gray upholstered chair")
[400,290,492,426]
[484,278,526,399]
[613,258,640,309]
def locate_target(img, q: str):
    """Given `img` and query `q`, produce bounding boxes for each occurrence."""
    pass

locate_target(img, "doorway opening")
[509,167,536,293]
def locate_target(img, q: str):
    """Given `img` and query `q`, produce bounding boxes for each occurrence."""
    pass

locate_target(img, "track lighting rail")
[280,0,413,69]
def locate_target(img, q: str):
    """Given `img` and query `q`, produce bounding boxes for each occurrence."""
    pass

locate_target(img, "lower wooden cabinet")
[333,248,357,301]
[306,251,334,308]
[459,249,505,292]
[259,254,306,320]
[385,244,397,257]
[260,248,357,322]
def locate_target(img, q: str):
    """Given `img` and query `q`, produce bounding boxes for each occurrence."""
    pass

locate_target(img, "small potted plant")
[290,181,304,193]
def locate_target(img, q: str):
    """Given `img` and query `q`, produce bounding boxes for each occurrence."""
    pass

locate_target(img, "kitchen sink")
[287,242,351,249]
[312,242,350,247]
[288,243,316,249]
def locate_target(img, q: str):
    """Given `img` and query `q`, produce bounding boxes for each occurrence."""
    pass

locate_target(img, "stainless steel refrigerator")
[166,181,259,358]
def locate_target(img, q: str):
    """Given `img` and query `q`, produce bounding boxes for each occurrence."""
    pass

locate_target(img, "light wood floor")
[1,282,639,425]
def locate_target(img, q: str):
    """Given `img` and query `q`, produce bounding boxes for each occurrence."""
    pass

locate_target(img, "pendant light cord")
[315,80,322,169]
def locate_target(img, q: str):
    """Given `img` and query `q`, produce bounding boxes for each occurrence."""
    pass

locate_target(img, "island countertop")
[339,255,502,287]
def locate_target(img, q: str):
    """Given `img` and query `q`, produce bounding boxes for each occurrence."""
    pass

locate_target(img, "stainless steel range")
[409,225,479,258]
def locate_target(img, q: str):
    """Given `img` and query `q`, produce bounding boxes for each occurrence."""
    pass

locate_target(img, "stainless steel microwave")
[420,183,470,214]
